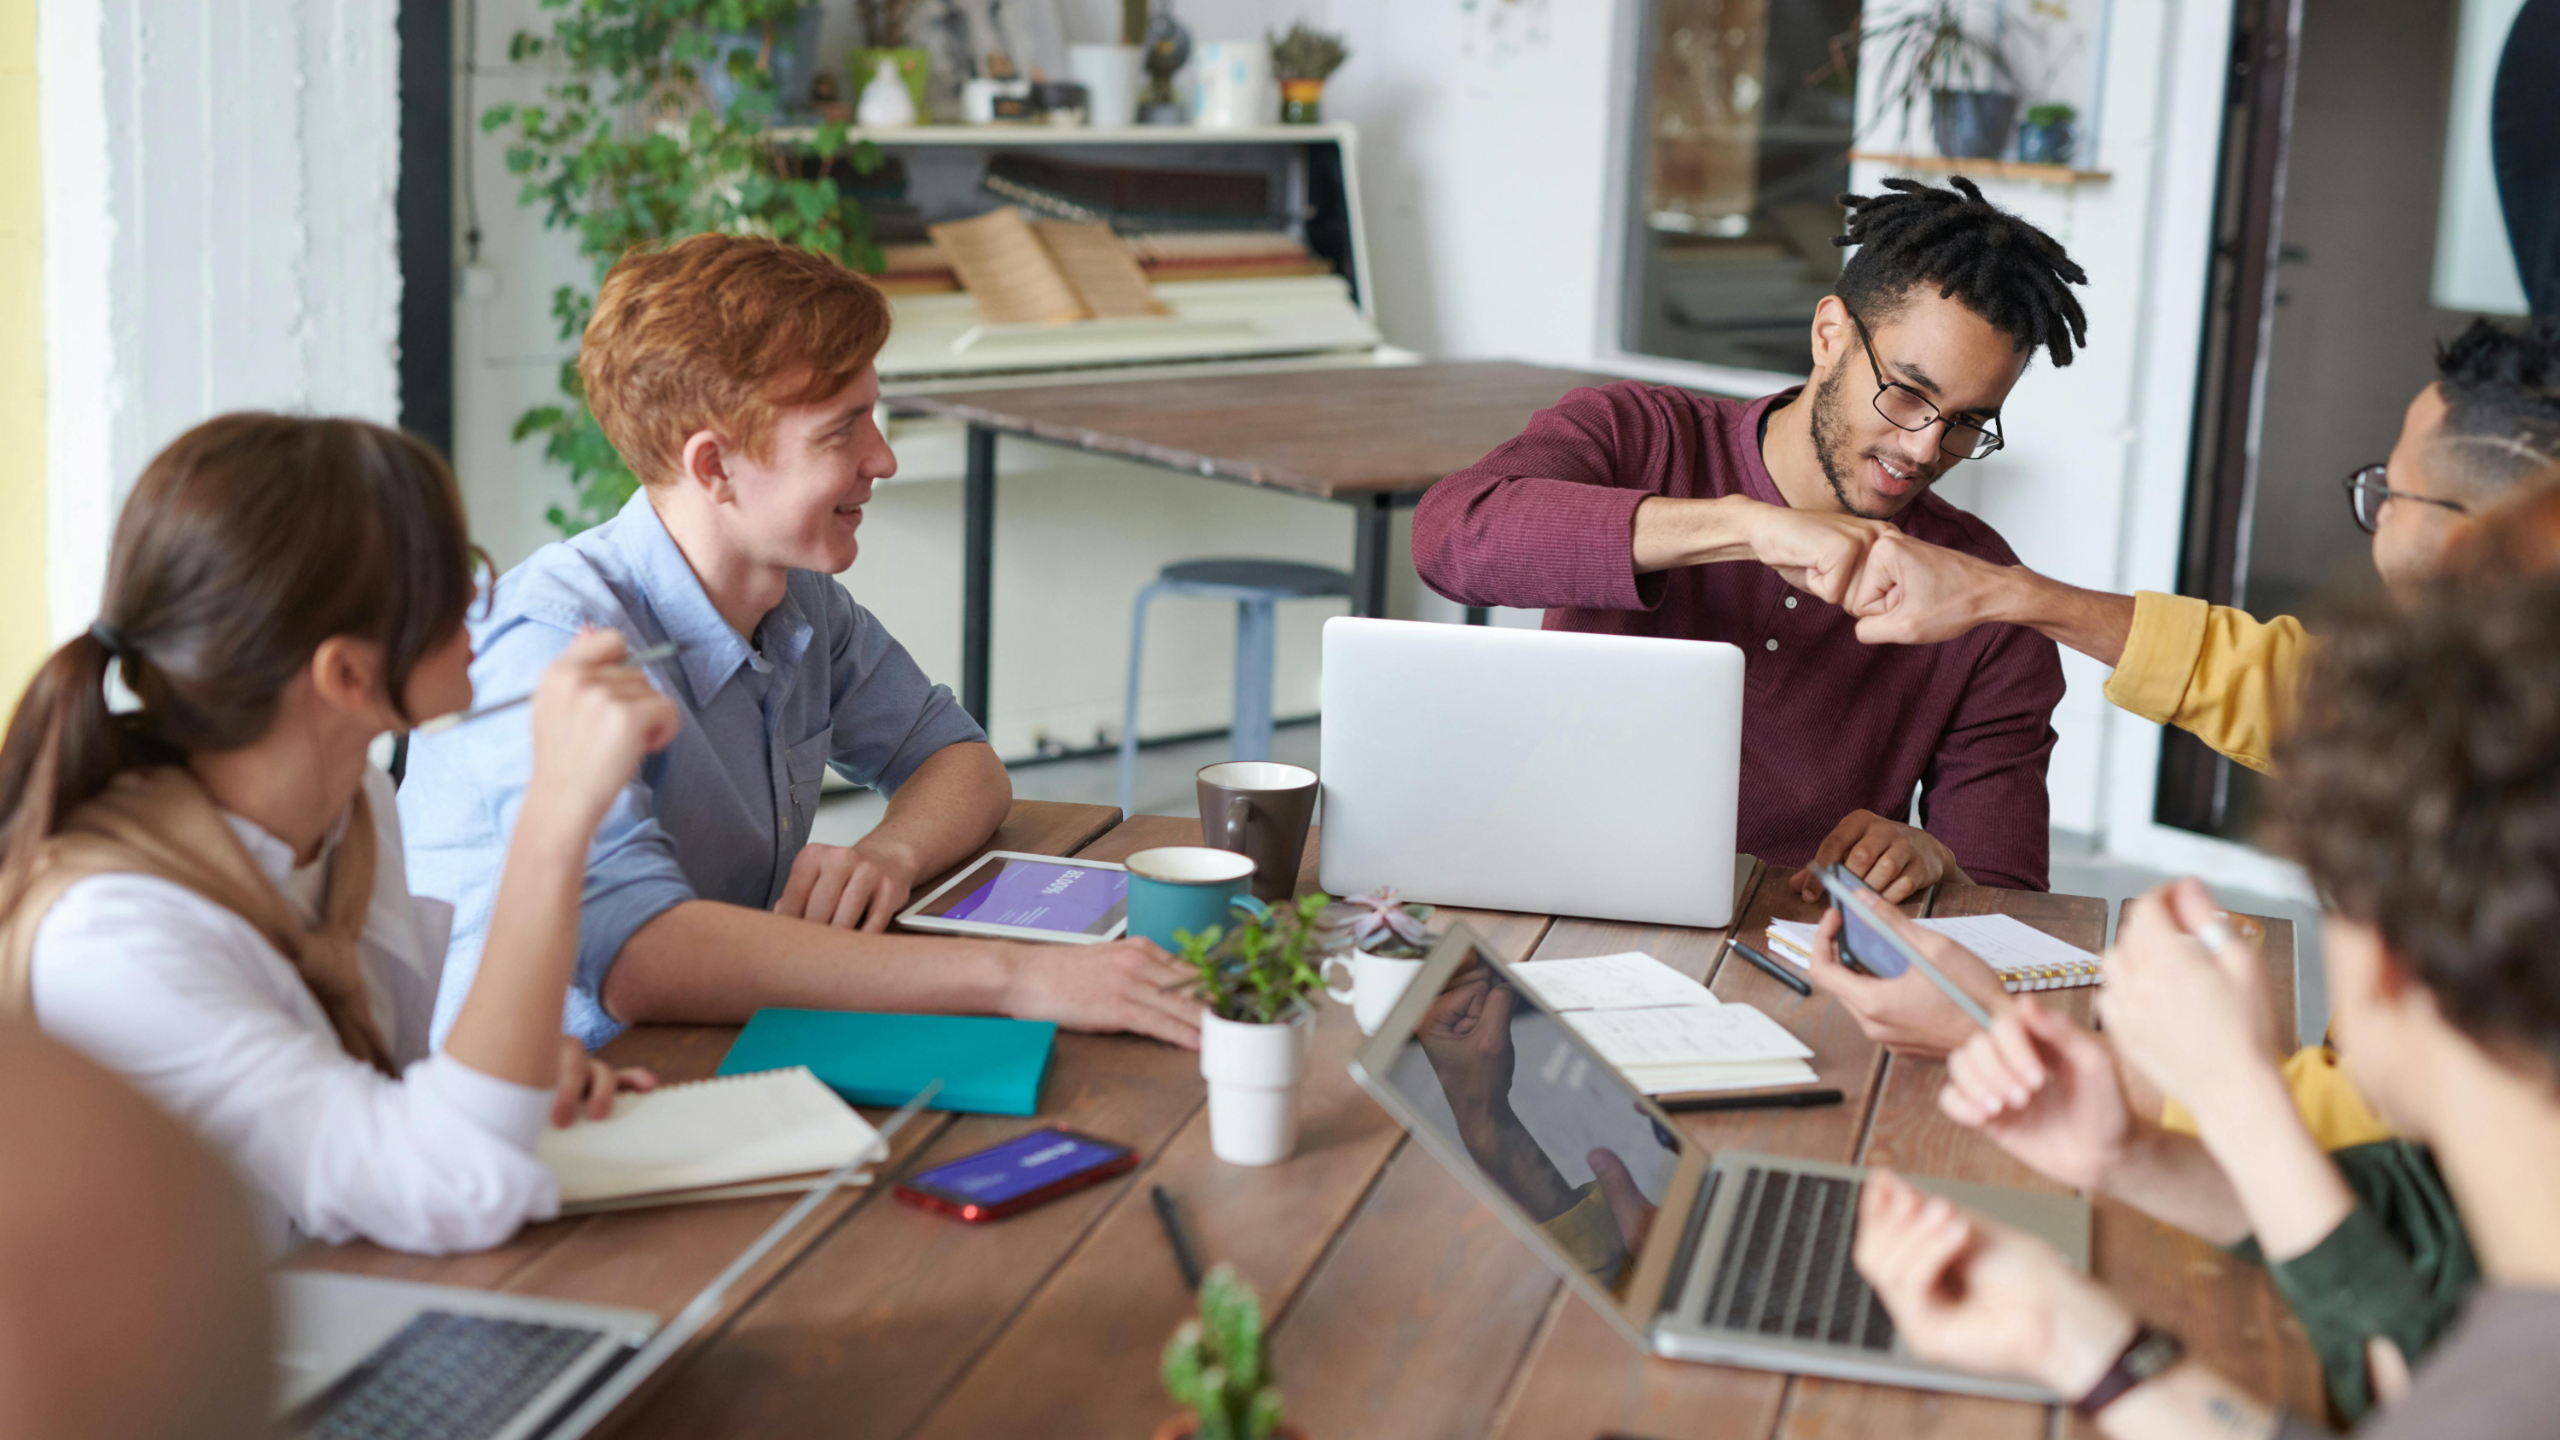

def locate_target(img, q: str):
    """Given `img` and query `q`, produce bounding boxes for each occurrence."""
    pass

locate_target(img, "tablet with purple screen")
[897,851,1130,943]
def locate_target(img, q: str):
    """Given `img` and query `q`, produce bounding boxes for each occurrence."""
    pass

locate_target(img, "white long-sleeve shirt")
[29,767,560,1255]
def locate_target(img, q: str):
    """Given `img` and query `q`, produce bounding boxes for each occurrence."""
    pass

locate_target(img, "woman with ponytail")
[0,413,680,1254]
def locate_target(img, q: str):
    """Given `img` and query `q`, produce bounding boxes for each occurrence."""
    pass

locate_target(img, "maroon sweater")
[1413,382,2063,890]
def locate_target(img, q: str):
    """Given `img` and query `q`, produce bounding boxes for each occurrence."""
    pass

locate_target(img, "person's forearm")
[1985,567,2139,668]
[1459,1104,1579,1220]
[2101,1124,2254,1247]
[2190,1071,2355,1262]
[600,898,1022,1025]
[1631,495,1766,573]
[443,794,594,1086]
[2096,1361,2284,1440]
[860,743,1011,877]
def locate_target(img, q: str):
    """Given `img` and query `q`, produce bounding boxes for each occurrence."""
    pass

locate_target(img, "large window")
[1620,0,1864,376]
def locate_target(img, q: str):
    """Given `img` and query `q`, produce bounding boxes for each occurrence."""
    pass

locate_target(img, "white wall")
[40,0,405,638]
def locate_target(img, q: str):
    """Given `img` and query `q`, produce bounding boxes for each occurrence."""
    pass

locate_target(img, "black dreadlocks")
[1833,176,2091,369]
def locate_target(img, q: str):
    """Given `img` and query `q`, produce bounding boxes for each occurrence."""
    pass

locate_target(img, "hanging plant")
[485,0,888,535]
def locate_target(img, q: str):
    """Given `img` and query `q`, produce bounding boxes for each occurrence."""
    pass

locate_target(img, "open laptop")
[1317,617,1745,928]
[1350,925,2089,1402]
[274,1083,937,1440]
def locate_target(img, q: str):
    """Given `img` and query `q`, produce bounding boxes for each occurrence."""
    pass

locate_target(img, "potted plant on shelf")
[848,0,927,129]
[1833,0,2022,160]
[1069,0,1149,128]
[2017,101,2076,165]
[1267,23,1349,124]
[1175,893,1331,1166]
[1314,888,1435,1036]
[1155,1264,1303,1440]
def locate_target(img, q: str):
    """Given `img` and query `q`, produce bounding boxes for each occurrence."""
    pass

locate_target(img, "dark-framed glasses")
[2342,463,2468,535]
[1848,309,2005,461]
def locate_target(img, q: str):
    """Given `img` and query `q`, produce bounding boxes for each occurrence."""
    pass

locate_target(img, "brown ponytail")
[0,414,485,903]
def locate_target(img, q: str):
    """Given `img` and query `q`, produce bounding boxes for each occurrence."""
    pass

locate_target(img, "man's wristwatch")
[2072,1324,2185,1417]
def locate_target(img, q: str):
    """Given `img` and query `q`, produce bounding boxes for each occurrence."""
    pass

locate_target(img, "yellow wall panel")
[0,0,43,715]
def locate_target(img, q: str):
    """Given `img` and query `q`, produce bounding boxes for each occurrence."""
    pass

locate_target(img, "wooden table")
[289,806,2324,1438]
[896,362,1623,724]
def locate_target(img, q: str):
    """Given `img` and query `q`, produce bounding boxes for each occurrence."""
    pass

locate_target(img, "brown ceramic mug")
[1196,761,1318,903]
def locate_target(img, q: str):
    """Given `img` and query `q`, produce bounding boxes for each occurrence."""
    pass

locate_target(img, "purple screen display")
[935,860,1126,935]
[911,1130,1127,1203]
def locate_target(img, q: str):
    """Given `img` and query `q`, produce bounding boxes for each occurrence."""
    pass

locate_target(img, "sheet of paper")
[928,207,1090,325]
[1031,219,1168,319]
[1510,952,1718,1012]
[1920,914,2099,971]
[1563,1003,1812,1068]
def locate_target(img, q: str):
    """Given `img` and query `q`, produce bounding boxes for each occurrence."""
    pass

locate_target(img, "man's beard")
[1808,365,1920,520]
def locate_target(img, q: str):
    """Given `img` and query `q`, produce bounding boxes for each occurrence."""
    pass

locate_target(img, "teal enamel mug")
[1125,846,1260,951]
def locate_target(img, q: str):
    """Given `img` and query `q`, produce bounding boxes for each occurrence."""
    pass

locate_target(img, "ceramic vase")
[1200,1004,1313,1166]
[849,47,928,127]
[1069,43,1143,128]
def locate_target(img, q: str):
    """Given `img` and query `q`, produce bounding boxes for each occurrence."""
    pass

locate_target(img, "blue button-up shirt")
[401,491,986,1047]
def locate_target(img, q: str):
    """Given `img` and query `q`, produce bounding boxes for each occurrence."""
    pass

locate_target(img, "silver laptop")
[1350,925,2090,1402]
[274,1084,938,1440]
[1318,617,1745,929]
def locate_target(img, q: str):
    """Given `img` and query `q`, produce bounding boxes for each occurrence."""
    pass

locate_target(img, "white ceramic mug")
[1323,948,1427,1036]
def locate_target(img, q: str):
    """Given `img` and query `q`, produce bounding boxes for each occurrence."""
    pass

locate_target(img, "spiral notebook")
[535,1065,886,1214]
[1763,914,2104,993]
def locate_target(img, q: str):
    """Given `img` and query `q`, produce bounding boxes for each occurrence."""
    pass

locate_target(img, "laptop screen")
[1377,940,1684,1297]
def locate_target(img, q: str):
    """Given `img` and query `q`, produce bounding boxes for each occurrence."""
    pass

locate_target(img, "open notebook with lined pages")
[1762,914,2103,993]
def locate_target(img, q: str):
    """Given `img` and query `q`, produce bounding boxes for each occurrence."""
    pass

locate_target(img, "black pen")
[1726,936,1813,997]
[1656,1088,1843,1114]
[1151,1184,1202,1292]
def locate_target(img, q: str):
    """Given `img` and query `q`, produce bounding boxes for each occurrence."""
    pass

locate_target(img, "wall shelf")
[1849,150,2112,185]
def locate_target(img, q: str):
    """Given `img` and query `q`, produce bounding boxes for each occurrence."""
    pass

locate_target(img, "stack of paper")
[1763,914,2103,992]
[1510,952,1819,1095]
[536,1066,885,1214]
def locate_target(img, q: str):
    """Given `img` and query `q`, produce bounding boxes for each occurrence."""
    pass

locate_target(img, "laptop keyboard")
[1698,1167,1895,1353]
[295,1310,606,1440]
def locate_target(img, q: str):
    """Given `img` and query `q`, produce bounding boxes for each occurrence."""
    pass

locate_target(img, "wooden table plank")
[899,362,1626,499]
[1769,885,2109,1440]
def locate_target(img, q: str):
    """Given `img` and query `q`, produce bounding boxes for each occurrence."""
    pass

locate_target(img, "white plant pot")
[1200,1004,1313,1166]
[1069,43,1143,129]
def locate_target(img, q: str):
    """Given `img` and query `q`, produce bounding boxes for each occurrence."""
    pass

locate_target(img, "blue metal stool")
[1120,559,1354,816]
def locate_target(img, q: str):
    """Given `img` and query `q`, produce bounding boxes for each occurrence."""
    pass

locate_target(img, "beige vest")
[0,766,396,1076]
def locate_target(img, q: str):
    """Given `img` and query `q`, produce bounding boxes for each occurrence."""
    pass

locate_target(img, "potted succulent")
[1314,888,1435,1036]
[1267,23,1349,124]
[1069,0,1149,128]
[848,0,928,129]
[1155,1264,1303,1440]
[2017,102,2076,165]
[1834,0,2022,160]
[1176,892,1331,1166]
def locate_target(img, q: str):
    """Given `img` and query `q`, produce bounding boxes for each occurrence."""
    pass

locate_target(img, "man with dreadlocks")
[1415,176,2081,900]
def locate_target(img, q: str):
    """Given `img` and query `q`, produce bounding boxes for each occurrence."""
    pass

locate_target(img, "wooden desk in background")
[895,361,1626,725]
[287,808,2323,1438]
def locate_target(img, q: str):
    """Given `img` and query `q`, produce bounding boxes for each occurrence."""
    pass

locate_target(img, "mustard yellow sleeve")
[2160,1046,2394,1151]
[2102,591,2313,775]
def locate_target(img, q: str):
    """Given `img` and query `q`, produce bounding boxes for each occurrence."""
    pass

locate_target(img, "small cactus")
[1161,1265,1284,1440]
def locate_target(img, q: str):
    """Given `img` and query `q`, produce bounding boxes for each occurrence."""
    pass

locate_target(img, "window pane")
[1622,0,1864,375]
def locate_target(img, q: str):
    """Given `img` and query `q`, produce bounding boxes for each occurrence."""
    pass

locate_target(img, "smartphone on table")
[1810,863,1996,1029]
[893,1127,1140,1222]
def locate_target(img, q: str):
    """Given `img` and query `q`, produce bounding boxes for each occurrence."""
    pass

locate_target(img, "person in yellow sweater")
[1823,316,2560,1151]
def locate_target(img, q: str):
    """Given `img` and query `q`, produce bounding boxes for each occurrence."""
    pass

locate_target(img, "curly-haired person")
[1851,561,2560,1439]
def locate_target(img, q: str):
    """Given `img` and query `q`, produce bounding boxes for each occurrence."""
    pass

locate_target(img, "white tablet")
[896,851,1130,944]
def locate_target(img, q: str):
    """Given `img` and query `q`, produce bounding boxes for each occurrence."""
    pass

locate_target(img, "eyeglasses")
[2342,463,2468,534]
[1847,309,2005,461]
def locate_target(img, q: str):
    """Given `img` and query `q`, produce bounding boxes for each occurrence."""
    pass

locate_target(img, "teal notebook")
[715,1010,1058,1117]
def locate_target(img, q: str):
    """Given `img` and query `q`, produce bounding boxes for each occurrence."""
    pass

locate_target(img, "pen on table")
[1725,935,1813,997]
[414,641,682,736]
[1655,1088,1843,1114]
[1151,1184,1203,1292]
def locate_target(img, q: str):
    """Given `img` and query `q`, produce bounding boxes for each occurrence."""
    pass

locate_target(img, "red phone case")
[891,1128,1140,1222]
